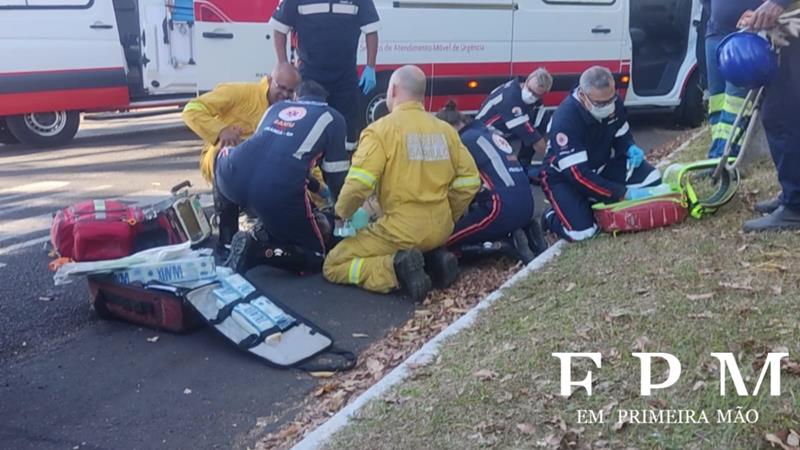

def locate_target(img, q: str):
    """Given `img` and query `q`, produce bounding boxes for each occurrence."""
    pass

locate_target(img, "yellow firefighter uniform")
[182,77,327,204]
[323,101,480,293]
[183,77,272,183]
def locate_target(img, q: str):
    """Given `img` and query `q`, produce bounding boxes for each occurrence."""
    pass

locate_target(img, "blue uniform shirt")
[215,96,350,209]
[474,79,546,147]
[459,121,530,194]
[707,0,762,36]
[543,91,635,202]
[269,0,380,75]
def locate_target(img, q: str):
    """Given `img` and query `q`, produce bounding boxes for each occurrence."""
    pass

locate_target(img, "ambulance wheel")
[362,76,391,126]
[0,118,19,145]
[6,110,80,147]
[675,71,705,128]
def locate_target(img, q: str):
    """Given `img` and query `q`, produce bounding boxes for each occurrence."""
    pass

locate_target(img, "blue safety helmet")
[717,32,778,89]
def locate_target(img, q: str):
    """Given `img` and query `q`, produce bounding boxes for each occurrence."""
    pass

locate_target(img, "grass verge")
[325,130,800,450]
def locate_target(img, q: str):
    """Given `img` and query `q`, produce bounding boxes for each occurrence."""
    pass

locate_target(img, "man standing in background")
[270,0,380,152]
[703,0,762,159]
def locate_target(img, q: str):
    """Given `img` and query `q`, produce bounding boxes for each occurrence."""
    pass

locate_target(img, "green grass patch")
[325,130,800,450]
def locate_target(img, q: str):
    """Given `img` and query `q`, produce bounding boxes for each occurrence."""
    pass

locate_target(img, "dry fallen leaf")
[309,371,335,378]
[631,336,650,352]
[516,423,535,435]
[688,311,714,320]
[473,369,498,381]
[692,380,706,391]
[352,333,369,338]
[564,282,576,293]
[765,431,799,450]
[183,388,192,395]
[788,431,800,447]
[719,280,755,292]
[686,293,714,301]
[146,336,160,343]
[612,417,631,432]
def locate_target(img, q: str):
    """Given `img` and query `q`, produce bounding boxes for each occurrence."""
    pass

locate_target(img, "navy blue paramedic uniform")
[541,92,661,241]
[269,0,380,151]
[215,96,350,256]
[761,0,800,212]
[447,121,534,247]
[475,79,548,168]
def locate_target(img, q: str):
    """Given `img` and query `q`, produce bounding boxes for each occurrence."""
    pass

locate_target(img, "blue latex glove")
[625,183,672,201]
[627,145,645,169]
[359,66,377,95]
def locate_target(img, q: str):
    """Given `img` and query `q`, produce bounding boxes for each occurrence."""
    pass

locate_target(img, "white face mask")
[589,102,615,121]
[521,87,539,105]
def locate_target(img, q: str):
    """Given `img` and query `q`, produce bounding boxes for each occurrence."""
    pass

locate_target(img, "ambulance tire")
[675,71,705,128]
[6,111,80,148]
[361,75,391,127]
[0,118,19,145]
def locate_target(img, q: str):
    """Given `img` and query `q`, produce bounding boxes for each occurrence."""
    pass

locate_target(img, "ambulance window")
[2,0,94,7]
[543,0,615,4]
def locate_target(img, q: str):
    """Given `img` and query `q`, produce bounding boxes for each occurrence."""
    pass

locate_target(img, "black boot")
[743,206,800,232]
[393,249,431,303]
[224,231,256,274]
[754,194,781,215]
[510,229,536,264]
[525,221,549,257]
[424,248,459,289]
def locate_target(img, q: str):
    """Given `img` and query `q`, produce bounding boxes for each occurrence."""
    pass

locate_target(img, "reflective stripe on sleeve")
[332,3,359,14]
[298,3,330,14]
[268,18,292,33]
[361,21,380,33]
[452,175,481,189]
[321,159,351,173]
[183,101,208,114]
[614,121,630,138]
[557,151,588,170]
[504,114,530,130]
[346,167,378,188]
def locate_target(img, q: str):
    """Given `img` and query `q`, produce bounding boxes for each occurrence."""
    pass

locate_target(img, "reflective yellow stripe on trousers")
[348,257,364,284]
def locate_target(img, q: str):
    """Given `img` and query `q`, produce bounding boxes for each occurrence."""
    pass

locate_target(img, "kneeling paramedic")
[215,81,350,274]
[182,63,301,253]
[435,102,547,264]
[541,66,662,242]
[475,68,553,170]
[322,66,480,302]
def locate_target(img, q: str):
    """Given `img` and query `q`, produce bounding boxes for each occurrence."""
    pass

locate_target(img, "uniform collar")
[569,89,601,125]
[393,101,425,112]
[297,95,327,104]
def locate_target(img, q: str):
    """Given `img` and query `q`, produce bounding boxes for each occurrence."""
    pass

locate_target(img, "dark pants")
[762,38,800,211]
[301,68,360,151]
[542,158,661,241]
[213,182,239,248]
[448,189,534,247]
[252,191,326,258]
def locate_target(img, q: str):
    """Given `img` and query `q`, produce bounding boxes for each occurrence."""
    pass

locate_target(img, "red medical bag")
[593,193,689,233]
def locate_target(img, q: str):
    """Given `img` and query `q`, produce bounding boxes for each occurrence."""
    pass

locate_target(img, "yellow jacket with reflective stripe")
[336,101,480,244]
[182,77,271,182]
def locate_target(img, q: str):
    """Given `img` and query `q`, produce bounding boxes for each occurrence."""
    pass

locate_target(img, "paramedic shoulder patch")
[279,106,307,122]
[406,133,450,161]
[492,134,513,154]
[556,132,569,148]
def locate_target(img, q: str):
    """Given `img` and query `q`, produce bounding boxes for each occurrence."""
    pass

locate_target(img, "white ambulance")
[0,0,705,147]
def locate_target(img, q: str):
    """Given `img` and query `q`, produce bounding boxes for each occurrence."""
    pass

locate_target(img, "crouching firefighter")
[541,66,662,241]
[435,102,548,263]
[215,81,350,274]
[323,66,480,302]
[182,63,301,254]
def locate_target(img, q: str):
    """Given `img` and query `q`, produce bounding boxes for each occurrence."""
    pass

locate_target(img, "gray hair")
[526,67,553,92]
[579,66,614,93]
[391,65,427,100]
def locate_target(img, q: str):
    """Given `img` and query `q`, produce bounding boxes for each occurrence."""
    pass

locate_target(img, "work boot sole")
[424,249,459,290]
[394,250,432,303]
[525,221,549,257]
[224,231,254,274]
[511,229,536,264]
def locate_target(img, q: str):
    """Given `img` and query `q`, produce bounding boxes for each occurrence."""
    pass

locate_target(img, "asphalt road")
[0,114,690,450]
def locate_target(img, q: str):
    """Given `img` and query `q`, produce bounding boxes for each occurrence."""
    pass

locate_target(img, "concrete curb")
[75,122,188,141]
[291,240,567,450]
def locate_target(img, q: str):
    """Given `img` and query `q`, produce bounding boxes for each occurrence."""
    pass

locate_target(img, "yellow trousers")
[323,217,452,293]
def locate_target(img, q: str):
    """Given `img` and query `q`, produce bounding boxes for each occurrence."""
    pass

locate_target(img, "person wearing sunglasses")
[540,66,662,242]
[182,63,301,256]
